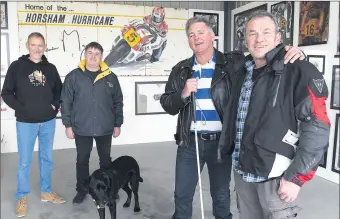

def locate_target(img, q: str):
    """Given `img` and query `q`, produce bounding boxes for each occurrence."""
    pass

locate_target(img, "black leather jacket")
[160,49,245,159]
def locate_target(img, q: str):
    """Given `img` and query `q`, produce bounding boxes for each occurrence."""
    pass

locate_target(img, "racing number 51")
[127,32,138,43]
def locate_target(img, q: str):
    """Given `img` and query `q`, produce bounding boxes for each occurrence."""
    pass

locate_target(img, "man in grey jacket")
[61,42,123,204]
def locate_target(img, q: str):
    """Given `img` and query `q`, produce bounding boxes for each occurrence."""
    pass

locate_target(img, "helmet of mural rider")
[151,7,165,26]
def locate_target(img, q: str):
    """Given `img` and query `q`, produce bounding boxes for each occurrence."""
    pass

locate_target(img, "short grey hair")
[245,10,280,34]
[185,16,214,36]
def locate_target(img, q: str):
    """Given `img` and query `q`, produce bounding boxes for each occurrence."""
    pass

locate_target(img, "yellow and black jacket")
[61,60,123,136]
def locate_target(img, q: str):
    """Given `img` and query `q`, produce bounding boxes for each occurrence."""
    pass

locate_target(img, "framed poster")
[330,65,340,110]
[270,1,294,46]
[336,13,340,57]
[135,81,167,115]
[0,1,8,29]
[233,4,267,52]
[213,39,218,49]
[332,114,340,173]
[307,55,325,74]
[1,76,15,120]
[1,33,10,76]
[194,12,219,36]
[298,1,330,46]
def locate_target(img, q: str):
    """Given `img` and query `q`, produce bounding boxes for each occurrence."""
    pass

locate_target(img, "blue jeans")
[15,119,56,200]
[172,134,233,219]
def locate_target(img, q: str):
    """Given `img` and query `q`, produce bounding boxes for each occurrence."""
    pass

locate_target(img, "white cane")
[192,92,205,219]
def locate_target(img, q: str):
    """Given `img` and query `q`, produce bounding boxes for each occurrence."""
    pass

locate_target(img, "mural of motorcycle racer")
[104,6,168,67]
[137,6,168,62]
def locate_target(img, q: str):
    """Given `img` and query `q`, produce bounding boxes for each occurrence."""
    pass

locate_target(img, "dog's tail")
[139,177,143,182]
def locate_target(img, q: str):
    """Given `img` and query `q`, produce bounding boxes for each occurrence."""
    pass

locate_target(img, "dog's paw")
[134,207,141,212]
[123,202,131,208]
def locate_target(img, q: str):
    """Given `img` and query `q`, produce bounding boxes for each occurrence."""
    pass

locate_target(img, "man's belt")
[191,132,221,141]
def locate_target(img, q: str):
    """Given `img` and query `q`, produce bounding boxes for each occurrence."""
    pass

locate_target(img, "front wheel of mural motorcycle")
[104,40,131,67]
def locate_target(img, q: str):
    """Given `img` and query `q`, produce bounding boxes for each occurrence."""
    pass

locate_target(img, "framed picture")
[307,55,325,74]
[336,13,340,57]
[298,1,330,46]
[135,81,167,115]
[0,1,8,29]
[1,75,15,120]
[1,33,10,76]
[194,12,219,36]
[213,39,218,49]
[331,65,340,110]
[233,4,267,52]
[332,114,340,173]
[271,1,294,46]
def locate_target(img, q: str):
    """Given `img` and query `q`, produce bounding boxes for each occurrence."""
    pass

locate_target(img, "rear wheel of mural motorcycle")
[104,40,131,67]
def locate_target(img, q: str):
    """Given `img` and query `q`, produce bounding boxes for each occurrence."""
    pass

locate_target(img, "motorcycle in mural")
[104,7,168,67]
[104,20,166,67]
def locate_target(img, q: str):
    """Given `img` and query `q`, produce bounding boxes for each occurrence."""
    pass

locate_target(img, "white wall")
[1,2,224,153]
[231,1,340,184]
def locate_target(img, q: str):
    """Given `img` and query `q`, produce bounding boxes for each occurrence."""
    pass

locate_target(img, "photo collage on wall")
[231,1,340,172]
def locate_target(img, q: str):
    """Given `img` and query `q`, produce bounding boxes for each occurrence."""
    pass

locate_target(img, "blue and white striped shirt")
[190,52,222,133]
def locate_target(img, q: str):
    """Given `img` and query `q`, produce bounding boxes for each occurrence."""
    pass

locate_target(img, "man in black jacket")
[160,16,304,219]
[219,10,330,219]
[1,32,65,218]
[61,42,123,204]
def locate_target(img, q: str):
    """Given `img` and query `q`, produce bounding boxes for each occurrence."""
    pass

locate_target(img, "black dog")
[88,155,143,219]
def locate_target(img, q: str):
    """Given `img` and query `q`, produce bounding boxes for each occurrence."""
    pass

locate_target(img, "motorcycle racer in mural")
[104,6,168,67]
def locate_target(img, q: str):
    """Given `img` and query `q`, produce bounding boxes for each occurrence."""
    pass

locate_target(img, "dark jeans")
[74,134,112,193]
[172,133,233,219]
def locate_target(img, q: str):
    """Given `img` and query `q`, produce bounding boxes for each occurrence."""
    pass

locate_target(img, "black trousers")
[74,134,112,193]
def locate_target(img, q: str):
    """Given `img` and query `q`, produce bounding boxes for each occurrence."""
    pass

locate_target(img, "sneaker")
[41,192,66,204]
[16,196,27,218]
[72,192,87,204]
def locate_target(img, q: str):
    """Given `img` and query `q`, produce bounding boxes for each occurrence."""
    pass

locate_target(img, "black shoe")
[72,192,87,204]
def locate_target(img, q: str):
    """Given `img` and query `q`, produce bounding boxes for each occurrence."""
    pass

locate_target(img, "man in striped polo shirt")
[160,15,304,219]
[190,54,222,134]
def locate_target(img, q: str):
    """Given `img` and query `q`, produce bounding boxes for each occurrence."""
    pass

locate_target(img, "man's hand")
[284,45,305,64]
[65,127,75,139]
[278,177,301,202]
[51,104,56,110]
[113,127,121,138]
[182,77,199,99]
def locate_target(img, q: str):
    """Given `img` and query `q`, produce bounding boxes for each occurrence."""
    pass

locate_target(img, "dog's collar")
[93,199,106,209]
